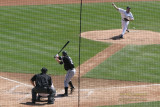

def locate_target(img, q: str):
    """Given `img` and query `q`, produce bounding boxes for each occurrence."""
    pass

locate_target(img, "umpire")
[30,67,56,104]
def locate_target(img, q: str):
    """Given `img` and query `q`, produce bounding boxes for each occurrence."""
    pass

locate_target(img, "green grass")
[100,101,160,107]
[0,1,160,76]
[81,1,160,32]
[84,45,160,83]
[0,4,110,75]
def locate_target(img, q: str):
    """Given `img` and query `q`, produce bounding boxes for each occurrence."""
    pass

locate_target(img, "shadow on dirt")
[20,102,46,106]
[20,94,68,106]
[55,94,69,98]
[110,35,122,40]
[97,35,122,40]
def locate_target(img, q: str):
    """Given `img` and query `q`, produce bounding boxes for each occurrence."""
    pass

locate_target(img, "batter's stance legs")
[63,69,76,96]
[63,81,75,96]
[64,87,68,96]
[69,81,75,94]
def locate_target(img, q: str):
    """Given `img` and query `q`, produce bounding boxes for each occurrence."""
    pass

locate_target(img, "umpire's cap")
[41,67,48,73]
[62,51,68,56]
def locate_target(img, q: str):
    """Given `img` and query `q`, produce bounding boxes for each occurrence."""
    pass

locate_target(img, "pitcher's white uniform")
[119,8,134,36]
[112,3,134,38]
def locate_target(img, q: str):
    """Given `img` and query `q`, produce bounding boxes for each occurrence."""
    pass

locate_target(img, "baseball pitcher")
[112,3,134,38]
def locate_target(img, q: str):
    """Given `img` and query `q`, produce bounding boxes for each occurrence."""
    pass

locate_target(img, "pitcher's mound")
[81,29,160,45]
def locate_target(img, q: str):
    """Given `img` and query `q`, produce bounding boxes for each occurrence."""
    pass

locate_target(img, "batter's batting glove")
[54,54,59,59]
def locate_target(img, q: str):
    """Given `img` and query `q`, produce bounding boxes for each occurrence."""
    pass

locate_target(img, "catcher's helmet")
[41,67,48,73]
[62,51,67,56]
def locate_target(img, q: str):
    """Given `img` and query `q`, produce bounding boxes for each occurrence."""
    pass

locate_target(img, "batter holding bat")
[112,3,134,38]
[54,51,76,97]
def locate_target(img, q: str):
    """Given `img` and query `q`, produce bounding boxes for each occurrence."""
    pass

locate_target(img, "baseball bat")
[54,41,70,58]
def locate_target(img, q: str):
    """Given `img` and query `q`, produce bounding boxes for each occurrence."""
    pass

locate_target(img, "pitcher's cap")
[127,6,131,9]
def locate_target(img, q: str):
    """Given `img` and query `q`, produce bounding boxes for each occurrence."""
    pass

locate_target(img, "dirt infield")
[1,72,160,107]
[81,29,160,45]
[1,0,160,107]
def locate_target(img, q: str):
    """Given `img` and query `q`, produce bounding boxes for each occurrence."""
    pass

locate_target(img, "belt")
[67,68,74,71]
[122,20,129,21]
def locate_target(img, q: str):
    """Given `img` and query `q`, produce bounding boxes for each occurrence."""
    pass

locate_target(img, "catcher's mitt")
[124,18,129,21]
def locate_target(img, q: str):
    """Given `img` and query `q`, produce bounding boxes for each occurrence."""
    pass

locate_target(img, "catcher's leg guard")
[36,94,42,101]
[32,88,37,103]
[48,87,56,104]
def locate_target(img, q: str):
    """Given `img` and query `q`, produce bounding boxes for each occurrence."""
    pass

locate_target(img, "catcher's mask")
[62,51,68,56]
[41,67,48,73]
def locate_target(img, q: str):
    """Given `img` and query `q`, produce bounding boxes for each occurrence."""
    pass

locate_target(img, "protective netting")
[0,0,160,107]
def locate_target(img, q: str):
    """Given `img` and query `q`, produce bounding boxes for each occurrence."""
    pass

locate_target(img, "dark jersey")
[59,56,75,70]
[31,73,52,88]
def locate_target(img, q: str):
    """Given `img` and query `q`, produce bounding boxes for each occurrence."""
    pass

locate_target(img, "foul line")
[0,76,32,88]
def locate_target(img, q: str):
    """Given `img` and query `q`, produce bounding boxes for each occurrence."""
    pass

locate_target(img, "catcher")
[112,2,134,38]
[55,51,76,97]
[30,67,56,104]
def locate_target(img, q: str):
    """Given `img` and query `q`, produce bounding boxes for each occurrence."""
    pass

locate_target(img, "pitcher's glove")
[124,18,129,21]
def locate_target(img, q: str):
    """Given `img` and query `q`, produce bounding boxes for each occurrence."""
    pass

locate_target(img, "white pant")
[64,68,76,87]
[121,20,129,35]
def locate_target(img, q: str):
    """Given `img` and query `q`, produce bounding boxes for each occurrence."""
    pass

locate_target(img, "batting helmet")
[62,51,68,56]
[41,67,48,73]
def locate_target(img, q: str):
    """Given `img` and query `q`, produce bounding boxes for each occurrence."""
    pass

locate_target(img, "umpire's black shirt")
[31,73,52,88]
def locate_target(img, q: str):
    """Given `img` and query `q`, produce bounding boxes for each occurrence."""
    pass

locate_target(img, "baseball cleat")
[119,34,123,39]
[32,101,35,104]
[62,93,68,97]
[48,101,54,104]
[126,29,129,32]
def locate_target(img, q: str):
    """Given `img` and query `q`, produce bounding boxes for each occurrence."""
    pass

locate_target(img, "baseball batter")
[112,3,134,38]
[55,51,76,97]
